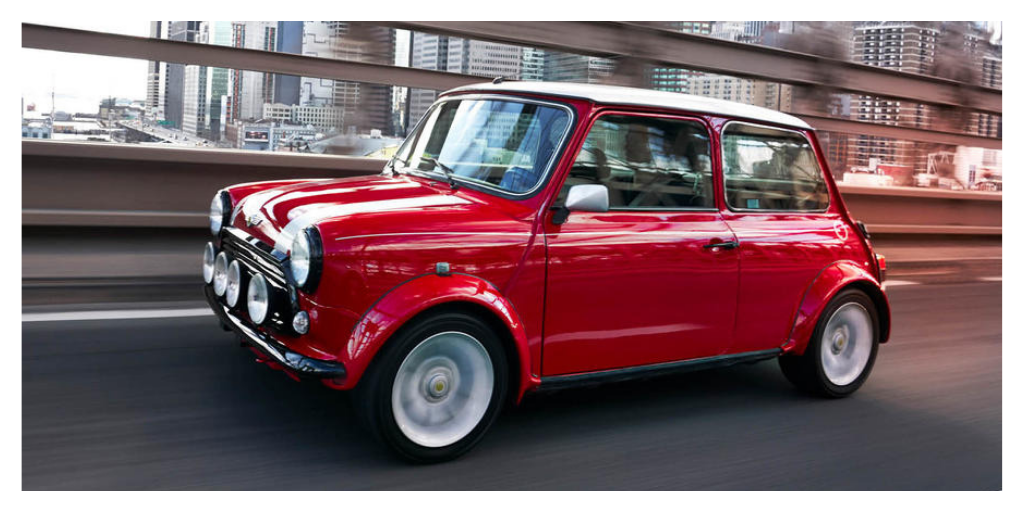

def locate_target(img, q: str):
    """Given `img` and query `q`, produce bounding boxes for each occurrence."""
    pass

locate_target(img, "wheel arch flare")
[342,272,538,401]
[784,260,891,355]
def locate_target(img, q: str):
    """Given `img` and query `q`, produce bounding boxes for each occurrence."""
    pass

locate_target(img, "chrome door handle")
[703,240,739,250]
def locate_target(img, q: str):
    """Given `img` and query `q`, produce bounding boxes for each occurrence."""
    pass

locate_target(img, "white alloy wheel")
[391,331,495,448]
[820,303,874,386]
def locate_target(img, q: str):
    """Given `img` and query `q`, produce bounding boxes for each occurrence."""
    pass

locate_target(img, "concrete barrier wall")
[24,141,1001,235]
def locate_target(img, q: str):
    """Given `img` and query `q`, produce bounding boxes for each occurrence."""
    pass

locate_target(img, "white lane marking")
[888,269,953,277]
[22,308,213,323]
[979,276,1002,282]
[894,256,1002,262]
[882,280,920,288]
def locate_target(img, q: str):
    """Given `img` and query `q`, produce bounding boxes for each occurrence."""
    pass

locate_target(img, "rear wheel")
[779,289,879,398]
[354,311,508,463]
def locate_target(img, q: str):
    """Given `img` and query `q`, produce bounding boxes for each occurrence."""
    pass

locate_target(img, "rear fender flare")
[784,261,891,355]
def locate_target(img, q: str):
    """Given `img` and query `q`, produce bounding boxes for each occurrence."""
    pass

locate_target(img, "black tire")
[779,288,880,398]
[353,311,509,463]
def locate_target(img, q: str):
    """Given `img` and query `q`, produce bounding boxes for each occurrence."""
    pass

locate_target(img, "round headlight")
[226,260,242,307]
[247,273,269,324]
[289,227,322,292]
[290,232,312,287]
[202,243,216,284]
[213,252,230,296]
[210,192,229,236]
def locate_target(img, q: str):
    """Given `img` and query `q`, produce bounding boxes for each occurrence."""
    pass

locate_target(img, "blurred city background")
[23,21,1002,191]
[21,21,1001,490]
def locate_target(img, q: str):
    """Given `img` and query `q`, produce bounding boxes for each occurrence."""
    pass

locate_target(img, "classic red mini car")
[203,81,890,462]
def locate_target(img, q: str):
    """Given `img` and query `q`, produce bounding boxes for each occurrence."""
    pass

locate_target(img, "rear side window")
[721,123,829,211]
[557,115,714,209]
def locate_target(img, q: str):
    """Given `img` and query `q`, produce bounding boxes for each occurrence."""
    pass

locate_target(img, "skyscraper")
[273,21,304,107]
[164,21,202,129]
[648,22,712,94]
[182,21,231,139]
[145,21,167,120]
[408,33,522,123]
[408,32,451,124]
[222,21,281,123]
[298,22,395,134]
[850,21,940,173]
[691,74,790,110]
[542,52,614,84]
[240,21,278,121]
[521,47,546,82]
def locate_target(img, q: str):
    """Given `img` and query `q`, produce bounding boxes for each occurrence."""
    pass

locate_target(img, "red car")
[203,81,890,462]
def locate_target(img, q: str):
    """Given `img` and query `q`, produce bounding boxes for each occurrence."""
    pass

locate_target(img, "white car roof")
[444,81,812,130]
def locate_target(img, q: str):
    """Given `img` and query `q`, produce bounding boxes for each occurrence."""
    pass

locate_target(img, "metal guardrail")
[22,23,481,92]
[798,114,1000,150]
[20,23,1002,237]
[22,141,1000,235]
[388,21,1002,113]
[22,141,384,228]
[21,23,1001,151]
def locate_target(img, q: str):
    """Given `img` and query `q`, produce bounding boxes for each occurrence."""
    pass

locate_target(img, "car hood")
[231,175,473,255]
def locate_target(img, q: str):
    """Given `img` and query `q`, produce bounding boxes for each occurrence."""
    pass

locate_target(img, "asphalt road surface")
[22,280,1001,490]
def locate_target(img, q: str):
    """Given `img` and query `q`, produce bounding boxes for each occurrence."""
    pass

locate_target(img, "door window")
[721,123,829,211]
[557,115,714,209]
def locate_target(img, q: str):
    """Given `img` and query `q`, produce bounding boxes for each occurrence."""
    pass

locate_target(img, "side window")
[557,115,714,209]
[721,123,829,211]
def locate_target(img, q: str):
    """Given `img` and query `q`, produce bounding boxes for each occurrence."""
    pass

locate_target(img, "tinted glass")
[396,98,571,194]
[722,123,829,211]
[558,115,714,209]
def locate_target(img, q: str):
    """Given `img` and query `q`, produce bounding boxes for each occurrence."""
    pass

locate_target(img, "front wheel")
[779,289,879,398]
[354,311,508,463]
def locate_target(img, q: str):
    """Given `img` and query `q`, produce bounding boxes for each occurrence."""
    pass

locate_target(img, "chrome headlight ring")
[289,227,323,293]
[209,190,232,236]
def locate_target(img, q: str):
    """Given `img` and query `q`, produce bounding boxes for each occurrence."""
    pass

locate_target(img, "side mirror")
[566,184,609,212]
[553,184,609,225]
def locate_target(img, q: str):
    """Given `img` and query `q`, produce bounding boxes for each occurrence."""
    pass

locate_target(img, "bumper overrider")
[205,286,346,379]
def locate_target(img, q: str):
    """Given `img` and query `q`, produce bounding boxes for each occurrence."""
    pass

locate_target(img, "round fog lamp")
[213,252,230,296]
[247,273,269,324]
[202,243,216,284]
[226,260,242,307]
[292,311,310,334]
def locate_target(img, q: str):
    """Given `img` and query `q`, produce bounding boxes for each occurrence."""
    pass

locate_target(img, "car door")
[542,111,740,377]
[718,121,847,354]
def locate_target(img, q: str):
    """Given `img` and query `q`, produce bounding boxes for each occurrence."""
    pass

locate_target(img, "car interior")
[721,124,830,211]
[557,116,714,209]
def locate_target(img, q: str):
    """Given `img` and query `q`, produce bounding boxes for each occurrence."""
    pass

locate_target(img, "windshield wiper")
[422,157,460,190]
[387,155,408,176]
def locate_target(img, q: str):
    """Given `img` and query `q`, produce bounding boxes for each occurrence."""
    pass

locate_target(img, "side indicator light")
[876,254,886,282]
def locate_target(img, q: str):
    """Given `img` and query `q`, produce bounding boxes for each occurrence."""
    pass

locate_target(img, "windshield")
[394,97,572,195]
